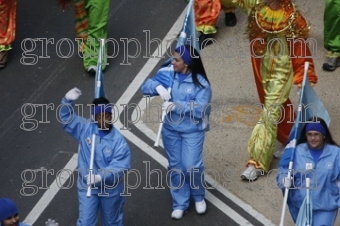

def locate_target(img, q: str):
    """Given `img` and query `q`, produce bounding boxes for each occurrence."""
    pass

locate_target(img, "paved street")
[1,0,338,225]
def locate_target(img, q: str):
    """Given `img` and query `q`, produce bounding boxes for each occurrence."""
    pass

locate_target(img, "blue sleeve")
[20,223,31,226]
[99,132,131,185]
[279,147,294,170]
[336,146,340,181]
[60,97,88,142]
[141,65,174,96]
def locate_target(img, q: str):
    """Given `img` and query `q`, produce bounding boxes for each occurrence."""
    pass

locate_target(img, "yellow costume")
[234,0,318,173]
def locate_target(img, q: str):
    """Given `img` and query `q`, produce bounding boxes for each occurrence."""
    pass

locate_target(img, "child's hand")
[65,87,82,101]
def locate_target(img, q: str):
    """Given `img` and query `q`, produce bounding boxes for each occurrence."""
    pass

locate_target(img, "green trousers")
[324,0,340,55]
[76,0,110,70]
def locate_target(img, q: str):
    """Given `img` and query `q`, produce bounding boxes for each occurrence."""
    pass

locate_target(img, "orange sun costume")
[233,0,318,172]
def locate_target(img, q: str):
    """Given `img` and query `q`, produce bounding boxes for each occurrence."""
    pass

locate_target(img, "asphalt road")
[0,0,270,225]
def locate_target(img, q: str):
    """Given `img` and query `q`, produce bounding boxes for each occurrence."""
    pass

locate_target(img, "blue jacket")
[278,143,340,212]
[60,98,131,195]
[0,223,30,226]
[141,65,212,133]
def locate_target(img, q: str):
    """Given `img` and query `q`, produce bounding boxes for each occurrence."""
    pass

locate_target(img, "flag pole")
[279,62,309,225]
[154,0,195,146]
[87,39,105,197]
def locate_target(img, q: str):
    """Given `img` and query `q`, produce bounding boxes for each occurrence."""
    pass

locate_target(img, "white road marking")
[133,98,275,226]
[23,4,274,226]
[24,154,78,225]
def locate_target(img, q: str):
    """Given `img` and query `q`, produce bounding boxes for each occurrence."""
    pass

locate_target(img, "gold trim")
[254,3,296,34]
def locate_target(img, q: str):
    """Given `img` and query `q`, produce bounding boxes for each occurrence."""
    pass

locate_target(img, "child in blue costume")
[60,88,131,226]
[0,198,30,226]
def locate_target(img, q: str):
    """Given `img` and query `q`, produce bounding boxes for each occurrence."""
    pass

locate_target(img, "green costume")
[73,0,110,71]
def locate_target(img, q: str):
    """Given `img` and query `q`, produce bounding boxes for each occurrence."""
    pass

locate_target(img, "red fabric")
[58,0,72,11]
[0,0,17,46]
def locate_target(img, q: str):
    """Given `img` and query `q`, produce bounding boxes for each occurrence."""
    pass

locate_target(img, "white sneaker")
[195,199,206,214]
[171,209,184,219]
[87,66,97,74]
[241,164,261,181]
[274,145,285,159]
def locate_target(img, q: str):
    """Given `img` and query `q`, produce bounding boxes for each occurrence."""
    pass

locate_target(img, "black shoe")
[87,66,97,74]
[225,12,237,27]
[199,34,214,49]
[322,57,340,71]
[0,51,9,69]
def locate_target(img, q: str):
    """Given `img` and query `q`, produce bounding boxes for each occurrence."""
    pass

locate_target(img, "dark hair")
[179,45,210,88]
[92,97,110,106]
[297,117,339,146]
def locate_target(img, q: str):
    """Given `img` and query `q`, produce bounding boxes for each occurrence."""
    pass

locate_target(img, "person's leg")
[243,37,293,179]
[313,209,338,226]
[181,130,206,214]
[162,127,190,212]
[181,131,205,202]
[0,0,17,68]
[100,183,125,226]
[77,190,99,226]
[322,0,340,71]
[74,0,89,55]
[220,0,237,27]
[83,0,110,72]
[194,0,221,48]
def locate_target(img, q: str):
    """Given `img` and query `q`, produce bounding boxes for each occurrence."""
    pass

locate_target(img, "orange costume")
[0,0,17,68]
[195,0,237,34]
[193,0,237,47]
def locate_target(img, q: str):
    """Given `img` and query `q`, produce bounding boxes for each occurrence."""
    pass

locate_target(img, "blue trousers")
[162,127,206,210]
[313,209,338,226]
[77,183,125,226]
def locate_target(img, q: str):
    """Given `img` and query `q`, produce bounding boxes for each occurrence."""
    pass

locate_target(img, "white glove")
[85,174,102,185]
[162,101,176,114]
[45,219,59,226]
[283,176,292,188]
[65,87,82,101]
[156,85,171,101]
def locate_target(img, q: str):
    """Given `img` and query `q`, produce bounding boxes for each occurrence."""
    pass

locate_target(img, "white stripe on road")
[115,4,273,225]
[133,98,275,226]
[24,154,78,225]
[23,4,274,226]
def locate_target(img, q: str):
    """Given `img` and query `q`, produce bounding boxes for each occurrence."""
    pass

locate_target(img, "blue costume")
[277,143,340,225]
[0,198,30,226]
[0,222,30,226]
[60,98,131,226]
[141,64,212,211]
